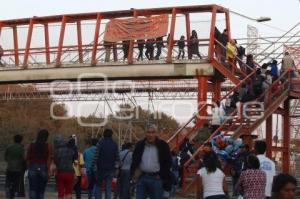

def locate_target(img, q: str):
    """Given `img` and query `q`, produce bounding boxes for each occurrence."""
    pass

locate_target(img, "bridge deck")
[0,59,213,83]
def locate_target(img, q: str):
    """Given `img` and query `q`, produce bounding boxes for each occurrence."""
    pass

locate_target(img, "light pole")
[230,10,272,22]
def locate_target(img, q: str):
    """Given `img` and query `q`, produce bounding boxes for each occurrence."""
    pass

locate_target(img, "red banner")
[104,15,169,42]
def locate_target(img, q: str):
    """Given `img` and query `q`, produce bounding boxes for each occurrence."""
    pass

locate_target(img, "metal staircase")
[181,70,294,194]
[165,24,300,193]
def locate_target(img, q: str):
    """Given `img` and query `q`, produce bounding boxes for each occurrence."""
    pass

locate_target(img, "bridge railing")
[0,38,211,68]
[0,4,231,69]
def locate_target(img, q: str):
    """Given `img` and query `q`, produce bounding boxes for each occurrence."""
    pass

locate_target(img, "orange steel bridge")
[0,4,300,194]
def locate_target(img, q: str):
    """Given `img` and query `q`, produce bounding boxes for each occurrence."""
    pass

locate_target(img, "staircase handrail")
[183,69,292,169]
[255,22,300,62]
[259,30,300,64]
[167,38,260,149]
[181,70,292,192]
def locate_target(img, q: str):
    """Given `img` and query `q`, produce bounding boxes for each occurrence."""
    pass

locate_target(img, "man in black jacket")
[131,124,172,199]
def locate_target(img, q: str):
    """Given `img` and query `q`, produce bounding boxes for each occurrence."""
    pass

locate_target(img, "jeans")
[145,48,154,60]
[170,171,179,197]
[178,49,185,59]
[136,175,163,199]
[28,164,48,199]
[155,47,162,60]
[118,170,131,199]
[5,171,22,199]
[94,169,114,199]
[87,171,97,199]
[137,48,144,61]
[17,171,26,197]
[74,176,82,199]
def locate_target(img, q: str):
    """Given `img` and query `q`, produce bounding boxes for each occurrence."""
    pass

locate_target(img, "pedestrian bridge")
[0,4,231,83]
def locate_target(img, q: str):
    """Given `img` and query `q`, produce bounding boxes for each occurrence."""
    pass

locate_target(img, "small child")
[177,35,185,59]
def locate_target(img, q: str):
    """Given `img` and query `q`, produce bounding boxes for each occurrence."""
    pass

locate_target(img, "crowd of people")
[4,124,178,199]
[195,139,297,199]
[103,30,204,62]
[197,140,297,199]
[172,118,298,199]
[4,124,300,199]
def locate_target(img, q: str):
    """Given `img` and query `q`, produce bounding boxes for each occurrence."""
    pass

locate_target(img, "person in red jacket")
[27,129,51,199]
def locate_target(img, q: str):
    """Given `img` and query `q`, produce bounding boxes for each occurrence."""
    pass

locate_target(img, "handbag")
[81,174,88,190]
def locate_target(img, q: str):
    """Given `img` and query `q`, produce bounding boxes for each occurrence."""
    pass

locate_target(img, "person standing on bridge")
[27,129,51,199]
[104,41,112,62]
[145,39,155,60]
[155,36,165,60]
[177,35,186,59]
[5,134,25,199]
[130,124,172,199]
[188,30,202,59]
[137,39,145,61]
[122,40,130,61]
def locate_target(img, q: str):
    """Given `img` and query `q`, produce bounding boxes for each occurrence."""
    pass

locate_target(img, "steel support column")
[212,79,221,102]
[56,16,67,66]
[225,10,231,40]
[23,18,34,68]
[127,10,138,64]
[12,26,19,66]
[113,44,118,62]
[167,8,176,63]
[91,13,102,66]
[208,6,217,61]
[76,20,83,64]
[282,99,290,173]
[197,75,208,127]
[266,115,273,158]
[44,24,50,65]
[185,14,191,57]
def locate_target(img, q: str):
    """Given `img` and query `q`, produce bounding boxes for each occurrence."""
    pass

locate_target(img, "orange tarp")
[104,15,169,42]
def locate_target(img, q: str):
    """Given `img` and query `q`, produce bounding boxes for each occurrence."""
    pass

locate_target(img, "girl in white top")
[196,152,228,199]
